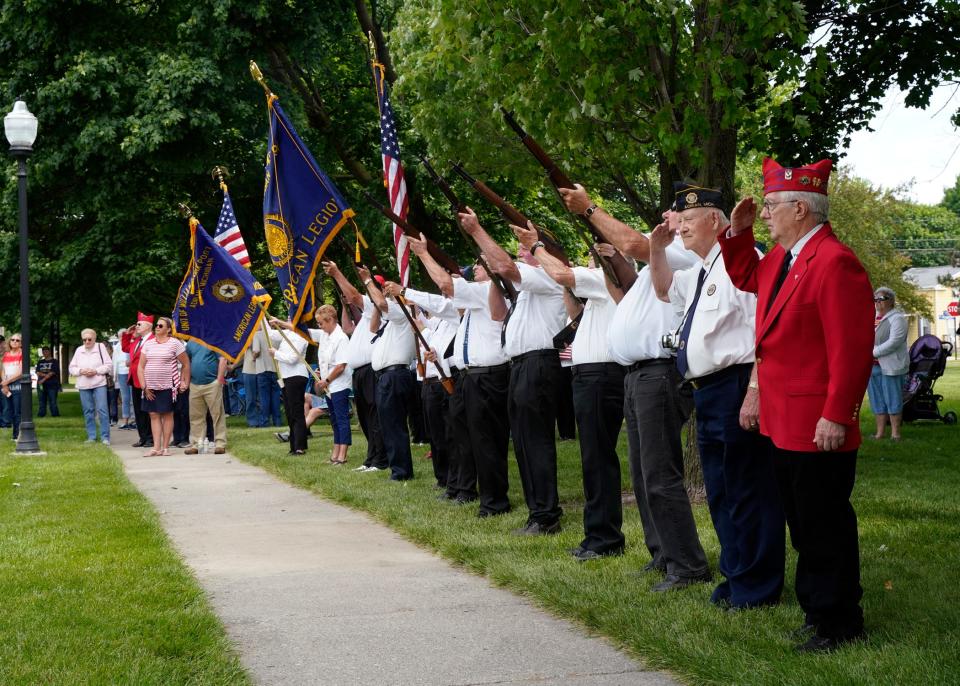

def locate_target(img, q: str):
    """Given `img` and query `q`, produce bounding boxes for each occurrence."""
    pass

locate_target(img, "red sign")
[948,301,959,317]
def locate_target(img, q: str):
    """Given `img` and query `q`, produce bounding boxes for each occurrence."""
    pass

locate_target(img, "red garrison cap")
[762,157,832,196]
[137,311,155,324]
[373,274,386,286]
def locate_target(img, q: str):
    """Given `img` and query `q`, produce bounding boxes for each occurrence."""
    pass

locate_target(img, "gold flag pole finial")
[210,165,230,193]
[249,61,274,98]
[178,202,193,219]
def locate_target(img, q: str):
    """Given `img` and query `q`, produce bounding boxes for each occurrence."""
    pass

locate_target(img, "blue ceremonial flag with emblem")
[262,95,355,339]
[172,217,272,363]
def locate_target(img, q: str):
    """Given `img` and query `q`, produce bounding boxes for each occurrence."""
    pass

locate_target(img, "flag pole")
[257,302,329,397]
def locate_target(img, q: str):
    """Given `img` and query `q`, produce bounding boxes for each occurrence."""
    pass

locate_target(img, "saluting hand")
[558,184,592,214]
[649,222,673,252]
[729,197,757,236]
[511,221,538,249]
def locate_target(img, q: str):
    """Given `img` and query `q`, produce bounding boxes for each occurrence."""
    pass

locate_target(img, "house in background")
[903,266,960,349]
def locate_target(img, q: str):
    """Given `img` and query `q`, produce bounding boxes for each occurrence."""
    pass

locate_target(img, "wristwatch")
[530,240,545,255]
[363,278,372,286]
[584,204,599,217]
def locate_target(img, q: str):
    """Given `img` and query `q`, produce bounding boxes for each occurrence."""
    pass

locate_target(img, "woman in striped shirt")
[137,316,190,456]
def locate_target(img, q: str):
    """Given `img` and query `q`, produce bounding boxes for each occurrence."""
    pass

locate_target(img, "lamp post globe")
[6,99,42,454]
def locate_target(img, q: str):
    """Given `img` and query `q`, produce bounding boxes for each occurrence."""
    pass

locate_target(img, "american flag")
[214,188,250,269]
[373,62,410,286]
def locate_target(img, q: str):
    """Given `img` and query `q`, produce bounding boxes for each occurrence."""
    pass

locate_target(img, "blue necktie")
[462,311,472,366]
[676,267,707,378]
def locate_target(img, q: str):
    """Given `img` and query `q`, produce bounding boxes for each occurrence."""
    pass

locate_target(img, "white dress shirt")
[345,297,377,370]
[608,235,699,366]
[451,278,510,368]
[504,262,566,358]
[268,329,309,379]
[317,325,352,393]
[371,300,416,371]
[668,242,757,379]
[422,319,458,378]
[570,267,617,365]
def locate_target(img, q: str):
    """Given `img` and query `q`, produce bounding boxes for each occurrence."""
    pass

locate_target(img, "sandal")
[143,449,160,457]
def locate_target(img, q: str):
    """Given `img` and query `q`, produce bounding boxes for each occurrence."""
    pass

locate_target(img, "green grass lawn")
[0,394,249,685]
[226,364,960,686]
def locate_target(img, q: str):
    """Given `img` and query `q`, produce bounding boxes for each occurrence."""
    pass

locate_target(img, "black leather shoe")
[794,631,865,654]
[641,559,667,574]
[651,572,712,593]
[571,547,624,562]
[476,508,509,519]
[132,440,145,448]
[511,520,562,536]
[454,495,478,505]
[788,623,817,641]
[436,492,455,501]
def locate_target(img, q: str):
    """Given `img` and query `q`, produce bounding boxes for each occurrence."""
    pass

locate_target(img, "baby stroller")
[901,335,956,424]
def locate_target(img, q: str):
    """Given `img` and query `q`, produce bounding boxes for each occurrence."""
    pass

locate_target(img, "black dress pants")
[131,385,151,444]
[445,370,477,500]
[572,362,626,554]
[281,375,308,452]
[623,360,709,578]
[772,443,864,640]
[173,388,190,444]
[462,365,511,513]
[509,350,562,525]
[353,364,387,468]
[421,379,451,487]
[407,371,427,444]
[376,366,414,480]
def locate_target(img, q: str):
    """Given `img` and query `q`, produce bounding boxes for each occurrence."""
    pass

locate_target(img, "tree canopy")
[1,0,957,341]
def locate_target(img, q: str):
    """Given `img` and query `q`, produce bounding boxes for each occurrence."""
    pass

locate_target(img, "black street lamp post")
[5,100,41,454]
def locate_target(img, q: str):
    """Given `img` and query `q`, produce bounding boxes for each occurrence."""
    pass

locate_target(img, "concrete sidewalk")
[115,444,676,686]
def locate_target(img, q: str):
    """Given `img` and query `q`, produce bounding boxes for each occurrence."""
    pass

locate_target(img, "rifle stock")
[500,108,636,291]
[449,162,571,267]
[419,157,518,304]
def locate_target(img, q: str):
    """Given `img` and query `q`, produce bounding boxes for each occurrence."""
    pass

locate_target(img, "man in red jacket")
[121,312,155,448]
[719,157,874,652]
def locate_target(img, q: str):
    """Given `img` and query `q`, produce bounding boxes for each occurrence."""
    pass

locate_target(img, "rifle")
[449,162,570,267]
[346,226,454,395]
[358,189,462,276]
[500,108,636,291]
[419,156,518,305]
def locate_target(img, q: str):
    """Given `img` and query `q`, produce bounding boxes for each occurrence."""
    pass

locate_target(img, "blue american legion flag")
[262,94,354,338]
[372,60,410,287]
[214,186,251,268]
[172,217,271,363]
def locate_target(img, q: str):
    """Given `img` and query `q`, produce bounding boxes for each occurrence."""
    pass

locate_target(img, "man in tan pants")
[183,340,227,454]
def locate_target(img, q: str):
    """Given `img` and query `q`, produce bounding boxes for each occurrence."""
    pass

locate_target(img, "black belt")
[375,364,408,378]
[572,362,624,374]
[465,362,511,375]
[626,358,673,373]
[423,377,441,386]
[688,363,752,390]
[511,349,558,364]
[352,363,371,373]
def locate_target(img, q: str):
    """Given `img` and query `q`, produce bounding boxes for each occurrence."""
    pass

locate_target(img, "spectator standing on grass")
[868,287,909,441]
[0,336,9,429]
[312,305,352,465]
[1,334,24,439]
[183,340,227,455]
[36,346,61,418]
[137,317,189,457]
[68,329,112,445]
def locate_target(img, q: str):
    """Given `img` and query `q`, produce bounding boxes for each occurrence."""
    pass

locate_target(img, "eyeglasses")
[873,296,891,302]
[10,339,21,343]
[82,337,93,342]
[761,200,798,212]
[155,323,167,329]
